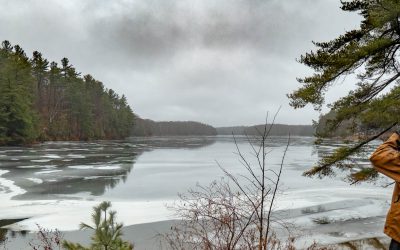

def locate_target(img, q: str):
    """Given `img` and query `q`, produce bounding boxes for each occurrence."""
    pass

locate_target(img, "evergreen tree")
[31,51,49,106]
[288,0,400,182]
[63,201,134,250]
[0,41,38,145]
[0,41,135,145]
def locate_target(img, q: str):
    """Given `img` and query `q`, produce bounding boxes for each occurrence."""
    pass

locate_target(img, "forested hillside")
[315,110,382,139]
[0,41,134,145]
[315,110,355,138]
[217,124,314,136]
[132,117,217,136]
[133,117,314,137]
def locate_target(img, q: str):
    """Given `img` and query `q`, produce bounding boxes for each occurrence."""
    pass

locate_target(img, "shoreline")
[1,219,391,250]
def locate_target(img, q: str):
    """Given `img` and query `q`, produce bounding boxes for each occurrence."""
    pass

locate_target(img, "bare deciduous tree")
[29,224,63,250]
[162,112,296,250]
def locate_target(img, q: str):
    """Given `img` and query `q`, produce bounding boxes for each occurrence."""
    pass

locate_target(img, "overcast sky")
[0,0,361,126]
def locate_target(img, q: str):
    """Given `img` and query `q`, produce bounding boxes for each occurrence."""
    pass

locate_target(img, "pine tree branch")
[304,122,398,177]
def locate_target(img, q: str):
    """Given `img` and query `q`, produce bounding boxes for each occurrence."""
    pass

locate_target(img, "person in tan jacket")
[370,132,400,249]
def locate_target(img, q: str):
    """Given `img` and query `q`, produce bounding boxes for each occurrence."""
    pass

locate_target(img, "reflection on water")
[0,137,218,245]
[0,219,29,246]
[0,141,137,199]
[0,135,385,203]
[0,135,391,248]
[0,229,28,245]
[0,137,217,200]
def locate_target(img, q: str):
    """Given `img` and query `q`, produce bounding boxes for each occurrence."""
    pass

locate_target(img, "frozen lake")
[0,136,393,246]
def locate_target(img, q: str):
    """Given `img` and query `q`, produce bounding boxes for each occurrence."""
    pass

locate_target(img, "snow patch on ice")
[0,170,26,199]
[31,159,51,163]
[4,200,174,231]
[43,154,61,159]
[67,154,85,159]
[68,165,94,170]
[36,170,62,175]
[97,166,121,170]
[25,178,43,184]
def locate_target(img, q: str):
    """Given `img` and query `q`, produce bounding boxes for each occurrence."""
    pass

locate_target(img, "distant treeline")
[216,124,315,136]
[132,118,314,137]
[132,117,217,136]
[0,41,134,145]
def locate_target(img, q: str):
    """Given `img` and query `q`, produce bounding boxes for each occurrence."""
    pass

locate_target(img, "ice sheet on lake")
[0,185,391,236]
[97,166,121,170]
[18,165,56,169]
[68,165,94,170]
[0,137,394,246]
[3,200,174,231]
[67,154,86,159]
[25,178,43,184]
[43,154,61,159]
[31,159,52,163]
[35,170,63,175]
[0,170,26,199]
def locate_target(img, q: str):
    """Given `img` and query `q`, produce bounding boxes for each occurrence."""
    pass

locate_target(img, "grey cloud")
[0,0,361,126]
[80,0,330,66]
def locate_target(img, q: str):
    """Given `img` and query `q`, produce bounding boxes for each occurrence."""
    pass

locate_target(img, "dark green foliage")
[132,117,217,136]
[0,41,38,145]
[288,0,400,182]
[314,110,356,138]
[63,201,134,250]
[0,41,134,145]
[348,167,379,183]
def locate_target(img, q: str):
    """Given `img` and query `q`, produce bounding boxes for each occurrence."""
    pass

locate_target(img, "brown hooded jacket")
[370,132,400,242]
